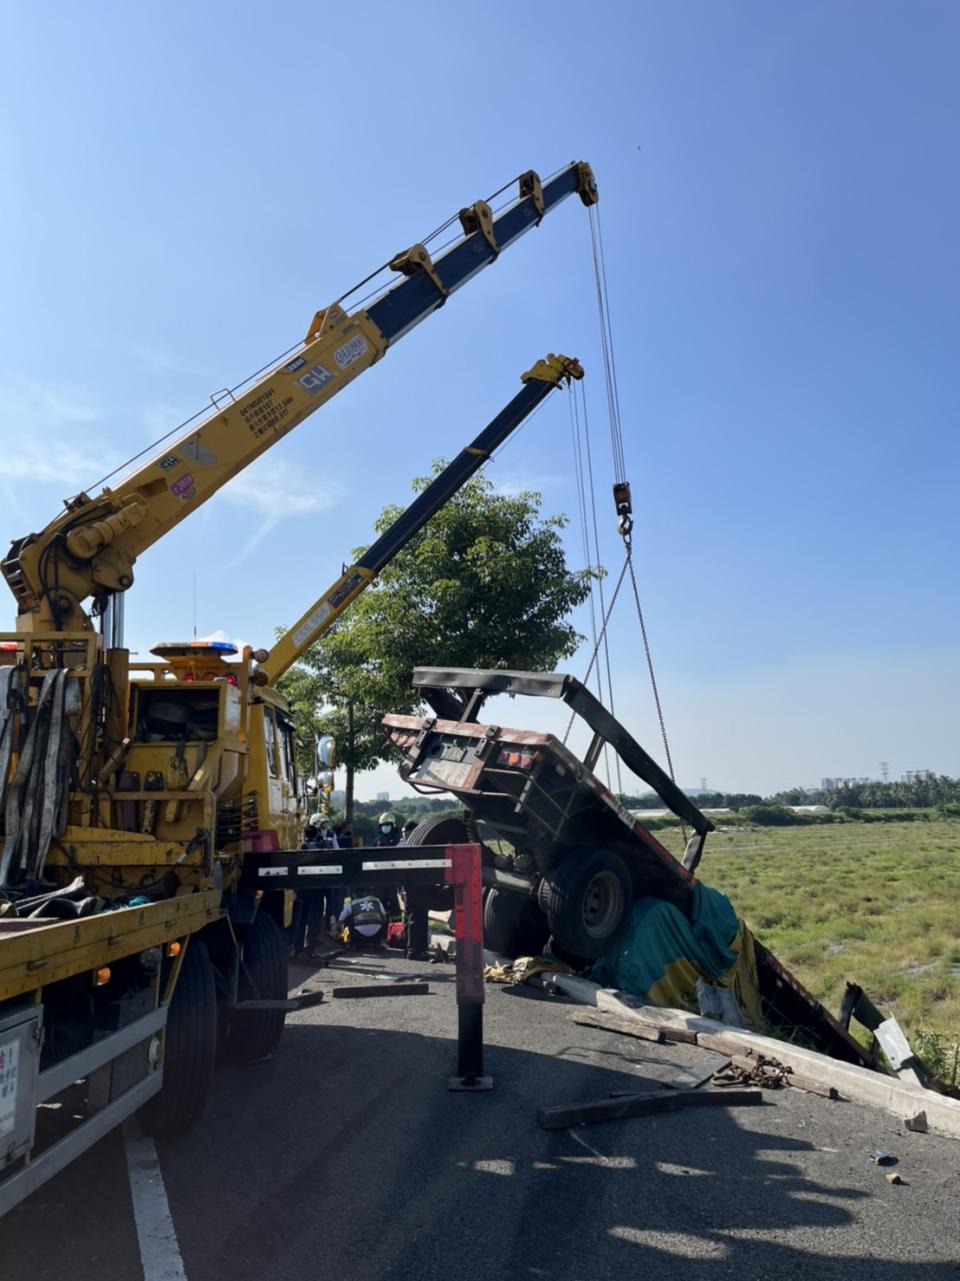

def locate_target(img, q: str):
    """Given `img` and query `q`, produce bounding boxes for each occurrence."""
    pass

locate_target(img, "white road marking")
[565,1128,637,1169]
[124,1130,187,1281]
[568,1128,603,1158]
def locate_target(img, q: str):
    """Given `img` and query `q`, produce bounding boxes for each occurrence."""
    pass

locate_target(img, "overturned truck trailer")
[384,667,873,1069]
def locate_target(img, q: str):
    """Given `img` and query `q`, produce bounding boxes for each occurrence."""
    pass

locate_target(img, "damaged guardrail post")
[446,842,492,1091]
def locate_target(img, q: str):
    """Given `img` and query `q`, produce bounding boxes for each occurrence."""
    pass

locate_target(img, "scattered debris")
[885,1171,906,1185]
[293,987,326,1009]
[869,1148,897,1166]
[875,1015,929,1087]
[570,1009,664,1045]
[486,955,573,986]
[696,979,744,1027]
[542,975,960,1138]
[668,1062,729,1091]
[713,1054,792,1091]
[538,1086,763,1130]
[608,1063,724,1095]
[904,1110,929,1133]
[310,947,347,966]
[331,983,430,999]
[430,937,456,963]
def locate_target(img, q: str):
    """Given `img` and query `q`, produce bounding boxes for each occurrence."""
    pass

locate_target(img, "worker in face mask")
[375,812,400,847]
[373,812,401,915]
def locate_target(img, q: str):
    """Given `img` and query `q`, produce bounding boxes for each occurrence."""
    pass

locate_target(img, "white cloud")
[140,401,188,441]
[219,457,341,519]
[0,439,113,487]
[1,371,100,428]
[216,457,342,565]
[198,627,251,653]
[126,343,212,381]
[0,372,118,494]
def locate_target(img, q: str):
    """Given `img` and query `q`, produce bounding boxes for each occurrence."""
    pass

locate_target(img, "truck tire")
[483,887,549,958]
[140,939,217,1139]
[538,848,632,960]
[225,911,288,1062]
[402,816,467,912]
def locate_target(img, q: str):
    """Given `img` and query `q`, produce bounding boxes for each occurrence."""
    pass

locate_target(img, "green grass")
[657,819,960,1058]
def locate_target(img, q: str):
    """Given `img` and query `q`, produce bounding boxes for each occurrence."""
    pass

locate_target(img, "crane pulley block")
[576,162,599,206]
[458,200,498,257]
[518,170,544,223]
[387,243,448,305]
[613,481,633,538]
[521,353,584,387]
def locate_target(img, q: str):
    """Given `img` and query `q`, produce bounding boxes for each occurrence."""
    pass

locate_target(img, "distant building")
[376,791,390,802]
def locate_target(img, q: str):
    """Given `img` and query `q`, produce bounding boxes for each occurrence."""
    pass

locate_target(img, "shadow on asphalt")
[2,1019,956,1281]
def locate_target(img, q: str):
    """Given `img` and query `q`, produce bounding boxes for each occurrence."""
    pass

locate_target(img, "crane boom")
[261,354,583,685]
[3,163,597,632]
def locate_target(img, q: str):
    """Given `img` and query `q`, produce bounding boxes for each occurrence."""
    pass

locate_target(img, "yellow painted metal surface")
[0,889,221,1003]
[10,308,387,625]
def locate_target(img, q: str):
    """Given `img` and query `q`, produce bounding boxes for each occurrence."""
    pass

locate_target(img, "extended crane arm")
[260,354,583,685]
[4,163,597,631]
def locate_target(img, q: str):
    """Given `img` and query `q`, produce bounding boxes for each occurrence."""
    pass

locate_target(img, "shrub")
[911,1027,957,1084]
[739,804,806,827]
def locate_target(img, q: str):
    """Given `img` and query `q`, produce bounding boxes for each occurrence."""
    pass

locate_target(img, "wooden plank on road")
[538,1087,763,1129]
[331,983,430,999]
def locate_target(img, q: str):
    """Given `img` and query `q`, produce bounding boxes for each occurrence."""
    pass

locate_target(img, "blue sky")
[2,2,957,797]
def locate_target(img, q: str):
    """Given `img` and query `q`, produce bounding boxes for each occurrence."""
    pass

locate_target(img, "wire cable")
[85,167,537,497]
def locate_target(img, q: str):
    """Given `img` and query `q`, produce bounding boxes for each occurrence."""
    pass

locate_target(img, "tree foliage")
[768,775,960,810]
[279,469,595,793]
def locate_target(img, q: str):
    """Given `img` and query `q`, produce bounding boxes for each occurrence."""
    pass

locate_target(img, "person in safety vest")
[338,894,388,947]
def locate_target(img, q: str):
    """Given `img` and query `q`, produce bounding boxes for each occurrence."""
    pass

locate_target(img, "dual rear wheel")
[485,846,633,963]
[139,911,288,1138]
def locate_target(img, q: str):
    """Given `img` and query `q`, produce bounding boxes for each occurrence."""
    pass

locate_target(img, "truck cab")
[127,641,302,869]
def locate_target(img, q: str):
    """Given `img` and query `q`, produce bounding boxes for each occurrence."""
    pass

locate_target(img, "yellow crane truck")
[0,161,595,1214]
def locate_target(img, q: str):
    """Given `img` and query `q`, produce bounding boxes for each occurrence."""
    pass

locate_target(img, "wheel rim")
[580,869,626,940]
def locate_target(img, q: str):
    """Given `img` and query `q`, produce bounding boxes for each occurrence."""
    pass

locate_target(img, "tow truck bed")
[0,890,219,1216]
[0,890,220,1002]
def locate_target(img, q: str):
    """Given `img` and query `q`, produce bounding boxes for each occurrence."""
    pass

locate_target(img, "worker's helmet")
[378,811,396,827]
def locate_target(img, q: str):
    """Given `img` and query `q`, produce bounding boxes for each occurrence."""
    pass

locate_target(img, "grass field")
[657,819,960,1066]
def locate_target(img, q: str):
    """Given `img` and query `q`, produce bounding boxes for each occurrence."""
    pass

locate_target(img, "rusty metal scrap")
[713,1053,792,1090]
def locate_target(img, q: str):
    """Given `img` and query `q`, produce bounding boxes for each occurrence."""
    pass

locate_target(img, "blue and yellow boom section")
[261,353,583,683]
[3,163,597,634]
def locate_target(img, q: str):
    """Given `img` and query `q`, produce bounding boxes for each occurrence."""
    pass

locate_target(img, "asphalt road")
[3,949,959,1280]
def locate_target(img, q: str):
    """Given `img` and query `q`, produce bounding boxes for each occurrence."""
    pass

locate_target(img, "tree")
[278,469,595,819]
